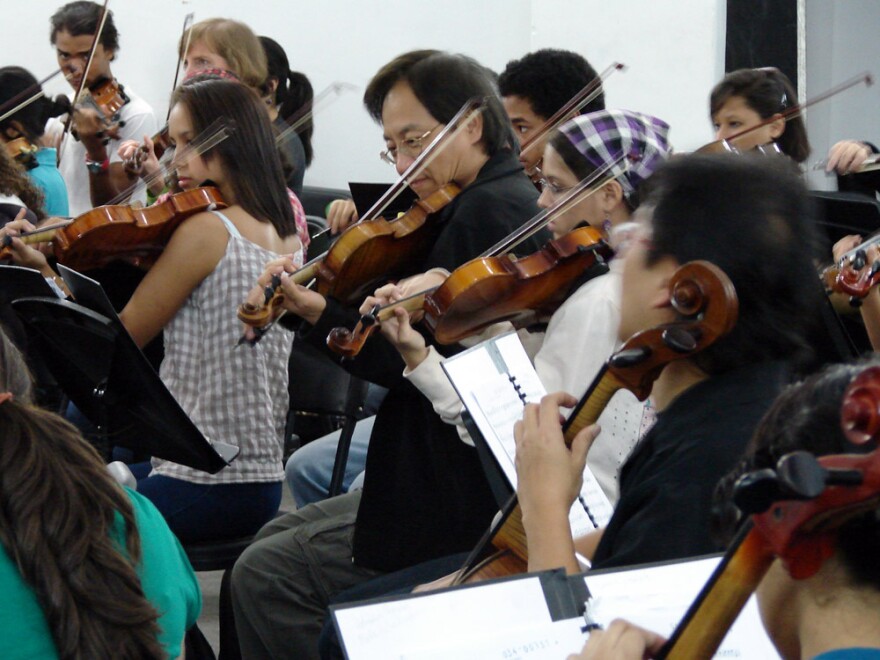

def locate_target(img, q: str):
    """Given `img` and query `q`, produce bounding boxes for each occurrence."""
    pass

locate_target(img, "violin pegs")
[841,366,880,445]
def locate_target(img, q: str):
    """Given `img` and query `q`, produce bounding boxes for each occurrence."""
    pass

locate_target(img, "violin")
[451,260,739,584]
[820,232,880,302]
[69,77,131,143]
[237,97,487,341]
[326,156,627,357]
[327,226,612,357]
[5,137,38,170]
[655,365,880,658]
[0,187,226,271]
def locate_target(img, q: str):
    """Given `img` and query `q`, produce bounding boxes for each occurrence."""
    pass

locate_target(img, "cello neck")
[656,524,774,659]
[562,367,626,446]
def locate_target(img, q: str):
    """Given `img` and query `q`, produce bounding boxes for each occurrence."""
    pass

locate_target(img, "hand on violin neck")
[385,307,429,370]
[247,255,326,325]
[514,392,600,521]
[0,214,49,271]
[326,199,358,235]
[72,106,112,149]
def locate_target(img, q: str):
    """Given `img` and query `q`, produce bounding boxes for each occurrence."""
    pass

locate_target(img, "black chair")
[299,185,350,218]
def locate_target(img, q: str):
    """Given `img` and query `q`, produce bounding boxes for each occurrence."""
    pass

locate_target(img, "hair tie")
[0,392,13,405]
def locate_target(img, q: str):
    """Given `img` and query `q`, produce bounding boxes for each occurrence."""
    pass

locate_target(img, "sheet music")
[334,575,557,660]
[584,556,779,658]
[443,332,613,529]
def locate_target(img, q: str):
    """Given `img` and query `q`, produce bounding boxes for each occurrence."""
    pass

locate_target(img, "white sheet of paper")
[584,556,779,658]
[335,576,555,660]
[445,332,613,530]
[392,618,587,660]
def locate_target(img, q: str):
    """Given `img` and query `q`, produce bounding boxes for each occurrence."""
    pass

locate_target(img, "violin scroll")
[237,274,285,332]
[325,305,382,358]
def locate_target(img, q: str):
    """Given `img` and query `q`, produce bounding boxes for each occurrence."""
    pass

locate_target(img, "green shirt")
[0,488,201,658]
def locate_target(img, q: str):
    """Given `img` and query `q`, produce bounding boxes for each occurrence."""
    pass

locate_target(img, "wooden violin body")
[424,226,612,344]
[52,186,226,271]
[453,260,740,585]
[314,183,459,304]
[237,183,460,334]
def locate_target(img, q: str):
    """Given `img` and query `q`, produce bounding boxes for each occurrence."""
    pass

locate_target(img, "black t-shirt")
[591,361,791,570]
[301,149,548,572]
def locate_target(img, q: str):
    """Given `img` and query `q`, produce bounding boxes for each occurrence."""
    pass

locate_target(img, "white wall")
[11,0,725,190]
[804,0,880,190]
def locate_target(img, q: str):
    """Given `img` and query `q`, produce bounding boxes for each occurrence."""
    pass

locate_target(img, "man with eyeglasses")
[231,49,547,659]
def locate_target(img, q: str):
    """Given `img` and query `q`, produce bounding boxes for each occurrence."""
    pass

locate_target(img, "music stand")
[8,266,238,473]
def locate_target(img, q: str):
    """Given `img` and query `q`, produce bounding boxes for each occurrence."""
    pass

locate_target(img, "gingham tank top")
[151,211,298,484]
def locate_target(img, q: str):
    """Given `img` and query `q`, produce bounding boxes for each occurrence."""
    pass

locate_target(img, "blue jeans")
[284,416,374,507]
[130,462,281,544]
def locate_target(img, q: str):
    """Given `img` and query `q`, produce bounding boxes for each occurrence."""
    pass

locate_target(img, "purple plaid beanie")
[558,109,672,200]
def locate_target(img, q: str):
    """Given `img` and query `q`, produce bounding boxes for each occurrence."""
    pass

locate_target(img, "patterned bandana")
[182,68,242,85]
[559,109,672,198]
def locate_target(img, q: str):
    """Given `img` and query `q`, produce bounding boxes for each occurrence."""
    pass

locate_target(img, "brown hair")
[0,147,46,221]
[182,18,268,91]
[0,329,164,658]
[710,67,811,163]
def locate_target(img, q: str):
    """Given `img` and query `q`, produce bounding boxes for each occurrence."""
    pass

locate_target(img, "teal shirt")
[26,148,69,218]
[0,488,201,658]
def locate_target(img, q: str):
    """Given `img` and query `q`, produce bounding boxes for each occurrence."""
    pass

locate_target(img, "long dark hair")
[171,77,298,239]
[710,67,811,163]
[259,36,314,166]
[0,66,70,143]
[0,330,163,658]
[713,360,880,589]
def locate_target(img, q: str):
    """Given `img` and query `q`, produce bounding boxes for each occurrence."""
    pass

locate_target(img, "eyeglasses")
[538,177,576,196]
[379,125,441,165]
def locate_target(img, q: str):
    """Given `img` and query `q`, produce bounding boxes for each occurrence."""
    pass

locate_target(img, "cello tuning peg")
[660,327,697,353]
[733,451,827,515]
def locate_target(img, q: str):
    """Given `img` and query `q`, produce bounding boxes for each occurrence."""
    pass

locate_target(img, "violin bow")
[274,81,358,151]
[519,61,626,166]
[488,152,628,256]
[0,69,65,124]
[706,70,873,154]
[168,13,195,122]
[56,0,112,166]
[359,96,488,222]
[106,117,235,205]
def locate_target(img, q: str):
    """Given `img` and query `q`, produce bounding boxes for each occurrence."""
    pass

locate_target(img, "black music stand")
[7,266,238,473]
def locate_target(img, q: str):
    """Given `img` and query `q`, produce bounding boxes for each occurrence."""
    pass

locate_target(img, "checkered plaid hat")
[558,109,672,199]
